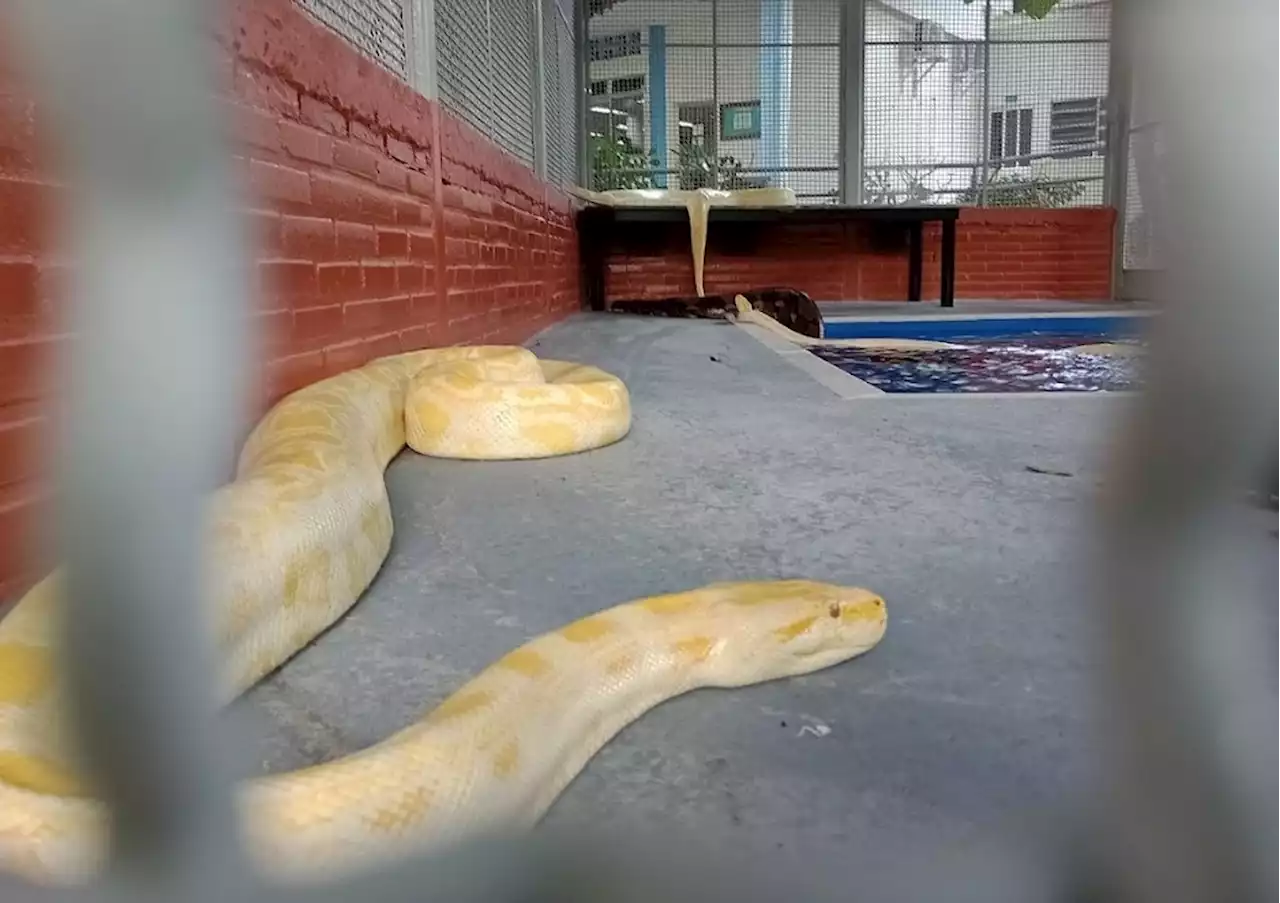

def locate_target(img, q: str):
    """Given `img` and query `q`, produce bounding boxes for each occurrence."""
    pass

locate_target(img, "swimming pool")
[810,314,1146,394]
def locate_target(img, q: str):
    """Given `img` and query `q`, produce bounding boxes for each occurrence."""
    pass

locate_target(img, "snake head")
[696,580,887,685]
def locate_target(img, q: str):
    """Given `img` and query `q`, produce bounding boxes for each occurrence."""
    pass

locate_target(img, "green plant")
[956,170,1086,208]
[675,144,755,190]
[589,134,656,191]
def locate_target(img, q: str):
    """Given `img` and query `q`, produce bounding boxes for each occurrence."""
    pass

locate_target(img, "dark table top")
[577,204,961,224]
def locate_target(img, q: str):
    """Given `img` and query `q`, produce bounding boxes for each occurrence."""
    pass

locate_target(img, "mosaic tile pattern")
[809,335,1141,394]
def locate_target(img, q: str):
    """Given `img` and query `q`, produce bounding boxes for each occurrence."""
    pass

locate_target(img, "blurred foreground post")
[0,1,574,901]
[1090,1,1277,902]
[0,0,652,897]
[8,0,256,892]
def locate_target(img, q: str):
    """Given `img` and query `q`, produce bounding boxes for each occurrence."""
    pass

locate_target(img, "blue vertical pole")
[648,25,668,188]
[760,0,792,186]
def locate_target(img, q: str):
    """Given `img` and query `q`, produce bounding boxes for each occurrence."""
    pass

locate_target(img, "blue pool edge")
[821,313,1147,341]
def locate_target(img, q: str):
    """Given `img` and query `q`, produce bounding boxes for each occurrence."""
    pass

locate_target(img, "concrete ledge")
[732,321,884,399]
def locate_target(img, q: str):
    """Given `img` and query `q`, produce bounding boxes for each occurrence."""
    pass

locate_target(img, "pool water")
[809,320,1144,394]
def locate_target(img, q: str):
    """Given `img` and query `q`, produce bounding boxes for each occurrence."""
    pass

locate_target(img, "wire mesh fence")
[435,0,494,140]
[582,0,1112,208]
[437,0,538,168]
[862,0,1111,208]
[270,0,1125,213]
[491,0,538,165]
[296,0,410,80]
[286,0,1121,212]
[543,0,579,185]
[585,0,842,203]
[246,0,583,186]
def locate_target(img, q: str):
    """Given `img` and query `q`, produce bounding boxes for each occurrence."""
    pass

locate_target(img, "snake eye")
[827,603,841,619]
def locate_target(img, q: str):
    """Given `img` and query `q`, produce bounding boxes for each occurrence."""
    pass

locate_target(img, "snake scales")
[0,345,887,885]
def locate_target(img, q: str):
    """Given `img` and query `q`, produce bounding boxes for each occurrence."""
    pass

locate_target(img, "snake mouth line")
[792,638,883,664]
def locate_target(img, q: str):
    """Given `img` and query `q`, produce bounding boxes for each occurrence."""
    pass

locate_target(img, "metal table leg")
[940,217,956,308]
[907,220,923,302]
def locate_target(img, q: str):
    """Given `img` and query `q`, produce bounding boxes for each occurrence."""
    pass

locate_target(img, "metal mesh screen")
[295,0,409,78]
[490,0,537,165]
[437,0,494,132]
[862,0,1111,208]
[585,0,841,203]
[556,4,578,184]
[543,0,578,185]
[437,0,537,168]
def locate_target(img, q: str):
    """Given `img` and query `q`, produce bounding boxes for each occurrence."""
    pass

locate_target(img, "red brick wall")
[603,207,1116,303]
[0,0,581,598]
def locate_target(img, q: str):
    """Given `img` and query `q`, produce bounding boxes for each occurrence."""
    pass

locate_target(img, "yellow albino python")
[0,345,887,886]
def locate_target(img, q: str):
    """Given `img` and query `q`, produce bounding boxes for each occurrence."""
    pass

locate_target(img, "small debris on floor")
[797,723,831,738]
[709,354,723,363]
[1025,465,1074,478]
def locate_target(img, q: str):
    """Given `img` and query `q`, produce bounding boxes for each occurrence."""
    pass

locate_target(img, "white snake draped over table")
[0,345,887,886]
[569,186,800,298]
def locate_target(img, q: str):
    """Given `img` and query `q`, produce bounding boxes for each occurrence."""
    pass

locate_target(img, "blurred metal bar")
[981,175,1104,191]
[594,164,839,176]
[864,37,1112,48]
[1089,1,1278,902]
[402,0,418,95]
[574,0,589,186]
[865,145,1109,169]
[6,0,254,888]
[408,0,439,99]
[531,0,548,178]
[977,0,992,206]
[838,0,864,203]
[662,40,842,48]
[1103,0,1131,299]
[0,0,591,900]
[709,0,720,187]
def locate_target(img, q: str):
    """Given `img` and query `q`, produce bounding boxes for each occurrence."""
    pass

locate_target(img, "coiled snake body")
[0,345,887,885]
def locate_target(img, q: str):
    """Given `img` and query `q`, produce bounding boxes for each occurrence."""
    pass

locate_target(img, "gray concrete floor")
[235,313,1272,901]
